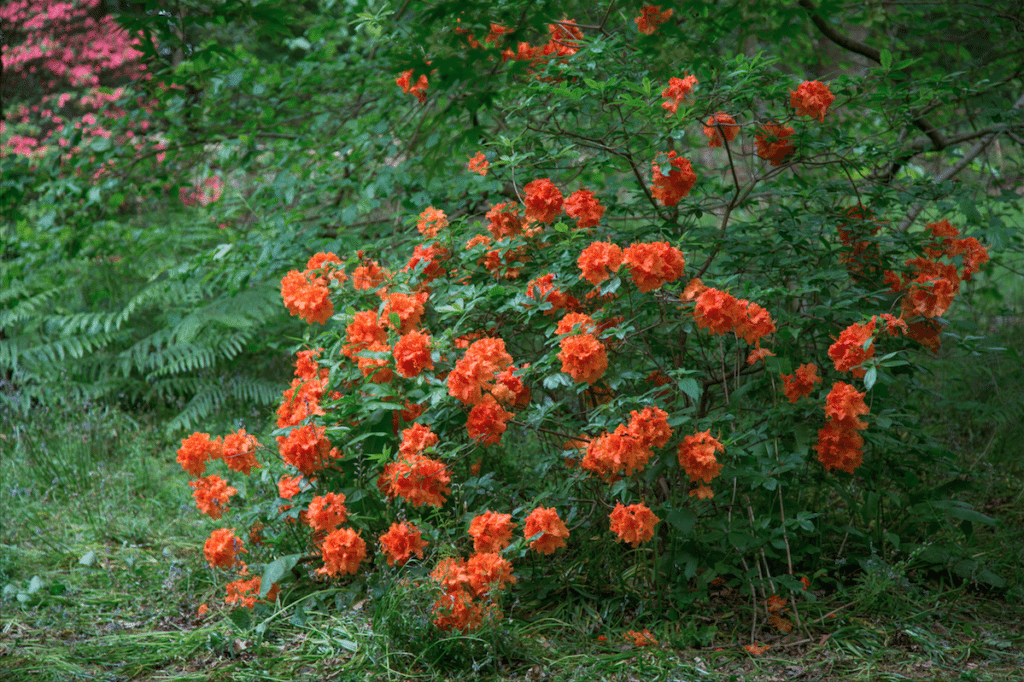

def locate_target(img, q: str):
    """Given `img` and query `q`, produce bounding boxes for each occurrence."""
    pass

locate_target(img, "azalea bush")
[168,4,1019,644]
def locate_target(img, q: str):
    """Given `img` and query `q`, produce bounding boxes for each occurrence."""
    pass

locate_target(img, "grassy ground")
[1,398,1022,682]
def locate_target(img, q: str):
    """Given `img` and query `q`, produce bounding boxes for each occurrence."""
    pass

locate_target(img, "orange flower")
[678,431,724,490]
[276,375,327,428]
[493,365,531,408]
[907,318,942,353]
[399,423,438,458]
[447,337,513,405]
[609,502,660,547]
[523,178,563,223]
[469,511,516,553]
[627,406,672,449]
[221,428,261,475]
[747,347,775,365]
[176,432,223,478]
[824,381,869,430]
[755,123,795,166]
[379,521,428,566]
[225,576,279,609]
[317,527,366,577]
[525,273,575,314]
[467,151,489,176]
[582,427,652,478]
[622,241,686,292]
[876,313,908,337]
[204,528,245,569]
[703,112,739,147]
[417,207,447,238]
[745,643,771,656]
[624,629,659,646]
[563,189,606,229]
[635,5,673,34]
[556,312,597,336]
[466,395,514,446]
[781,363,821,403]
[523,507,569,554]
[432,588,488,632]
[281,270,333,325]
[378,454,451,507]
[558,333,608,385]
[466,552,516,598]
[577,241,622,286]
[815,420,864,474]
[356,341,393,383]
[190,475,237,519]
[278,474,304,500]
[661,75,697,114]
[650,151,697,207]
[393,330,434,378]
[351,260,387,291]
[396,69,428,102]
[306,492,348,532]
[342,310,387,360]
[404,244,448,283]
[381,291,427,333]
[732,299,776,345]
[693,287,740,334]
[276,424,341,476]
[790,80,835,122]
[485,202,526,239]
[828,319,876,378]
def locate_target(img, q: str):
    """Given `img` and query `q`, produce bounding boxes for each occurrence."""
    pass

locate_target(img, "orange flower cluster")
[280,253,345,325]
[661,74,697,114]
[176,432,223,478]
[317,527,366,577]
[558,333,608,385]
[431,553,515,632]
[381,290,428,334]
[417,207,447,238]
[815,381,869,474]
[635,5,673,34]
[582,406,671,479]
[678,431,724,498]
[523,506,569,554]
[690,286,777,349]
[467,395,514,446]
[403,243,448,283]
[204,528,246,569]
[343,311,388,360]
[623,241,686,292]
[352,259,388,291]
[378,453,451,507]
[469,511,516,553]
[393,329,434,378]
[399,423,438,457]
[493,365,531,408]
[190,475,237,519]
[755,122,795,166]
[225,576,279,609]
[563,189,605,229]
[828,318,876,378]
[379,521,428,566]
[556,312,597,335]
[396,69,428,102]
[447,337,514,405]
[467,151,489,176]
[625,629,659,646]
[524,178,564,223]
[703,112,739,147]
[650,151,697,206]
[781,363,821,403]
[276,424,341,476]
[525,273,577,315]
[485,202,527,240]
[306,492,348,532]
[222,428,261,475]
[790,80,835,122]
[609,502,660,547]
[578,241,622,286]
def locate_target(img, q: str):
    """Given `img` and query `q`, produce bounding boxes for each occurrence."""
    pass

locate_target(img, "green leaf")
[879,49,893,70]
[261,554,301,597]
[678,377,702,401]
[863,366,877,390]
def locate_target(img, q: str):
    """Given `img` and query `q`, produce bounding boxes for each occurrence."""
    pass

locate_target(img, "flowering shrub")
[168,7,1003,642]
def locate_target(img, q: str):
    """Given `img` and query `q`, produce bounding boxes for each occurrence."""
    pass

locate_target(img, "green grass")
[1,401,1023,681]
